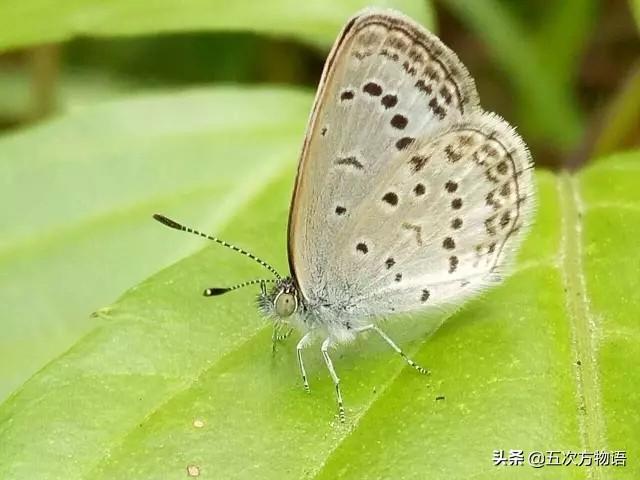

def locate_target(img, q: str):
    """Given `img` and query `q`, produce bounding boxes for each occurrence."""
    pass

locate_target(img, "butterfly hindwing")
[344,112,535,316]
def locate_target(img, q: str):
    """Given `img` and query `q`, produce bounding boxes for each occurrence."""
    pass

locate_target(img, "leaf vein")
[558,173,607,480]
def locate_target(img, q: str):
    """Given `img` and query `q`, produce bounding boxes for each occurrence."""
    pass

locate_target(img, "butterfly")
[154,7,535,422]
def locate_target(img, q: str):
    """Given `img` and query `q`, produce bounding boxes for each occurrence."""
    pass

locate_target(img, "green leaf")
[0,0,433,52]
[632,0,640,30]
[0,87,312,402]
[532,0,597,89]
[1,124,639,480]
[591,64,640,158]
[439,0,589,149]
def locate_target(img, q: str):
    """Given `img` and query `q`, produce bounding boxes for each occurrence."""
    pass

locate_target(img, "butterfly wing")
[340,111,535,318]
[288,9,533,323]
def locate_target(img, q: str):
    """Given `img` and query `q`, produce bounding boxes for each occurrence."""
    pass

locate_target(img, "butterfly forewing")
[288,9,534,321]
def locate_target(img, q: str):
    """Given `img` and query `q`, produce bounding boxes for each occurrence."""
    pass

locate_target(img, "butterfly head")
[257,277,300,319]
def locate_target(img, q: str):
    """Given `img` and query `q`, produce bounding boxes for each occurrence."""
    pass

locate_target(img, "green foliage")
[439,0,597,149]
[633,0,640,29]
[0,88,311,402]
[0,0,433,51]
[0,85,638,477]
[592,67,640,158]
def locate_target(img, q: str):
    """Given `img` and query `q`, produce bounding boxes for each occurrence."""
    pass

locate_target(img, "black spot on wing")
[448,256,458,273]
[382,192,398,206]
[421,289,430,302]
[363,82,382,96]
[396,137,415,151]
[356,242,369,254]
[381,94,398,109]
[340,90,354,101]
[390,114,408,130]
[335,156,364,170]
[409,155,430,173]
[443,237,455,250]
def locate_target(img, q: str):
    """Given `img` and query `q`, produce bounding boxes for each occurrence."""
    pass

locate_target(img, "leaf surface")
[0,87,312,401]
[0,0,433,52]
[1,146,638,478]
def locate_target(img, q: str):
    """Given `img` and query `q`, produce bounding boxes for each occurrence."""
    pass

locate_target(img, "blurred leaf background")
[0,0,638,415]
[1,1,640,479]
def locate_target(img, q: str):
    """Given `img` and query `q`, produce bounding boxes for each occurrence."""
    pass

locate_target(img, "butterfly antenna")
[153,214,282,279]
[203,278,275,297]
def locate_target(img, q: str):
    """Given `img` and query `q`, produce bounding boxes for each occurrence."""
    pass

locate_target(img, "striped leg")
[276,327,294,341]
[296,331,313,392]
[356,324,429,375]
[321,337,345,423]
[272,323,294,354]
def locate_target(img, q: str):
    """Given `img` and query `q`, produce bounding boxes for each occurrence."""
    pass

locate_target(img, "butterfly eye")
[274,292,297,318]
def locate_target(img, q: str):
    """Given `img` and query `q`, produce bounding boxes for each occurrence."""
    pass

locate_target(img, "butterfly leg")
[272,323,294,354]
[357,324,429,375]
[296,331,313,392]
[321,337,346,423]
[277,327,294,341]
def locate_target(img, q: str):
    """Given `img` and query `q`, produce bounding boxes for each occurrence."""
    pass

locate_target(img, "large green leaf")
[1,139,638,478]
[0,0,433,52]
[0,87,312,402]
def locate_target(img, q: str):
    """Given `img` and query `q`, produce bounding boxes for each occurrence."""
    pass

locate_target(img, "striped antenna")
[153,214,282,279]
[203,278,275,297]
